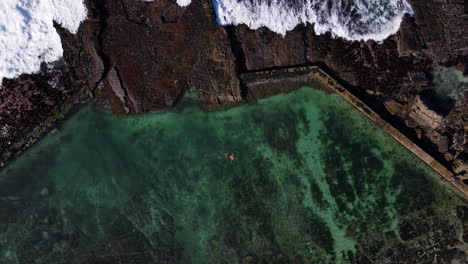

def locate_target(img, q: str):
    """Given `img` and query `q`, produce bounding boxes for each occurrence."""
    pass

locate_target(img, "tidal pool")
[0,87,465,263]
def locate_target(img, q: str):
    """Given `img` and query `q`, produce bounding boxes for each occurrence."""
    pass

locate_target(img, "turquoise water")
[0,87,465,263]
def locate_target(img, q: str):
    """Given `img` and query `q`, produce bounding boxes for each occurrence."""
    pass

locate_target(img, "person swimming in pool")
[224,153,235,160]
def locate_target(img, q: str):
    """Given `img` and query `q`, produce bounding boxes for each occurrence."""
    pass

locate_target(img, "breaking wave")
[0,0,87,85]
[212,0,413,41]
[177,0,192,6]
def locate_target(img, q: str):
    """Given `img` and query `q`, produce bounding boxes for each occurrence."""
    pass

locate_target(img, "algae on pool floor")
[0,87,465,263]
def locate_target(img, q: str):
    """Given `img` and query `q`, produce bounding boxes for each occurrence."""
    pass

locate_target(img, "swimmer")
[224,153,235,160]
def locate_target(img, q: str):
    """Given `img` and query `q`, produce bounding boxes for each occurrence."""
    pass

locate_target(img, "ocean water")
[212,0,412,41]
[0,87,465,263]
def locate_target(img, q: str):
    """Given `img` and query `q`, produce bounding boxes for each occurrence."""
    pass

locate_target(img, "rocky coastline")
[1,0,467,183]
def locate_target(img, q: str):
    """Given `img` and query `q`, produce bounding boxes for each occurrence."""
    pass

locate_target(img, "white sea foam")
[177,0,192,7]
[0,0,87,85]
[212,0,412,41]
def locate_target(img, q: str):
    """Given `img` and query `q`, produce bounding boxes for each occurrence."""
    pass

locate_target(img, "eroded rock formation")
[409,94,445,130]
[97,0,242,113]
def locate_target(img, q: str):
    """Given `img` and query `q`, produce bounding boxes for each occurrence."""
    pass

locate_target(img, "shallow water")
[0,87,465,263]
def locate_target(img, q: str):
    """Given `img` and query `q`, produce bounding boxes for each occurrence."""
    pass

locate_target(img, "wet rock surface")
[98,0,241,113]
[234,24,308,71]
[408,0,468,64]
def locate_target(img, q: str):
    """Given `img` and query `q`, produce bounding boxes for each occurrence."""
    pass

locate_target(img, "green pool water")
[0,87,465,263]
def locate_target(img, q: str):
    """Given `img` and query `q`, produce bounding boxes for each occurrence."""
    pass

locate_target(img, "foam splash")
[0,0,87,85]
[177,0,192,7]
[212,0,413,41]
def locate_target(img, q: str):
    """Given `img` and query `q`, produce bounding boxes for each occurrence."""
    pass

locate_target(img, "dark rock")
[233,21,430,97]
[407,71,428,87]
[98,0,242,113]
[439,248,467,264]
[397,14,423,57]
[235,25,307,71]
[398,219,428,241]
[409,94,444,129]
[371,216,464,263]
[455,60,468,77]
[441,100,468,155]
[438,134,450,153]
[0,0,104,165]
[408,0,468,65]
